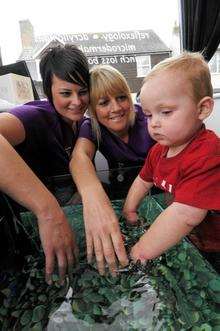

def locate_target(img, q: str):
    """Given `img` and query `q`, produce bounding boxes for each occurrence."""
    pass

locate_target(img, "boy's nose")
[150,116,160,127]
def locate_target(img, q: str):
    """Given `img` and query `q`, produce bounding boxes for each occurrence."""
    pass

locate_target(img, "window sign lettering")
[38,30,152,56]
[78,44,136,54]
[88,56,136,65]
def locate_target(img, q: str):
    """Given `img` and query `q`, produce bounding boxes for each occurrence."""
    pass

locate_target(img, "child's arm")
[131,202,207,261]
[123,175,153,224]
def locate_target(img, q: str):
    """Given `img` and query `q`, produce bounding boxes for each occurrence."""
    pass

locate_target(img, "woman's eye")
[79,90,88,96]
[60,91,71,97]
[117,95,127,101]
[98,99,109,106]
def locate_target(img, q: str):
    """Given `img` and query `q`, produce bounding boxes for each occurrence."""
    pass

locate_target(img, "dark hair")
[40,44,90,104]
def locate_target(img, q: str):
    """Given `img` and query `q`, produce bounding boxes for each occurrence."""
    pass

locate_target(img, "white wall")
[211,74,220,91]
[205,93,220,136]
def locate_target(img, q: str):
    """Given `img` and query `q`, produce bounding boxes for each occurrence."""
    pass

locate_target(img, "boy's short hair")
[143,52,213,103]
[89,65,135,143]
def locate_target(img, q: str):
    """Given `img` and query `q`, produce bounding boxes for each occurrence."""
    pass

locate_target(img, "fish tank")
[0,170,220,331]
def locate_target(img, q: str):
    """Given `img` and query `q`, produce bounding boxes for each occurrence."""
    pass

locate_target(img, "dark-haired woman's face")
[51,74,89,124]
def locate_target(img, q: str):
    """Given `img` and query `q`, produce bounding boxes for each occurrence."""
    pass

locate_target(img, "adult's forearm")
[70,149,128,275]
[0,134,59,217]
[70,153,105,198]
[0,135,78,284]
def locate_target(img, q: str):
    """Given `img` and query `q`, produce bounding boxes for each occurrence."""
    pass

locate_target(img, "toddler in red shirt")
[123,52,220,266]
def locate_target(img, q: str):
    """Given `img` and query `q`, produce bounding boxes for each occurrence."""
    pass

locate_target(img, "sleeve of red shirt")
[174,155,220,210]
[139,143,160,183]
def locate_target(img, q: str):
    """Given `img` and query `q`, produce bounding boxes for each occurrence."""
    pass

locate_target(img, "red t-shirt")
[139,127,220,251]
[140,127,220,210]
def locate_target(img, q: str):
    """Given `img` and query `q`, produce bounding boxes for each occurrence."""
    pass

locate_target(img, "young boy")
[123,52,220,263]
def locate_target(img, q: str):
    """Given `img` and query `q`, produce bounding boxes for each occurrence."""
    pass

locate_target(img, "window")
[209,51,220,73]
[136,55,151,77]
[26,60,40,81]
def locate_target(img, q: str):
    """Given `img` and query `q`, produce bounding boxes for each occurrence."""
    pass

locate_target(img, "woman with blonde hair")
[70,65,154,276]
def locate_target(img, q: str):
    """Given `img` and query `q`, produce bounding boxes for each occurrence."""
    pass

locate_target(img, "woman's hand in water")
[82,189,129,276]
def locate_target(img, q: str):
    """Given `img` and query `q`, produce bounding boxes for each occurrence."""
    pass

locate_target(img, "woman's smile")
[109,113,125,121]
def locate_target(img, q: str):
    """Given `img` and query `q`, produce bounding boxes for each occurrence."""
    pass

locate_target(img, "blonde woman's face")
[95,93,132,136]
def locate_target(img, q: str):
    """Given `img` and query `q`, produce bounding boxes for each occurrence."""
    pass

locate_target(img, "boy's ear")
[197,96,214,120]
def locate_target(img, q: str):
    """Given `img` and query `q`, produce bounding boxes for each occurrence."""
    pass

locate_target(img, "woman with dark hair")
[0,44,90,283]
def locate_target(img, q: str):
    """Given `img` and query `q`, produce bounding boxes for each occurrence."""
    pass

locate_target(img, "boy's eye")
[161,110,172,116]
[144,113,152,119]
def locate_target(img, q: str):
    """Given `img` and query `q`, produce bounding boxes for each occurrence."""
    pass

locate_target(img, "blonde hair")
[143,52,213,103]
[89,64,135,144]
